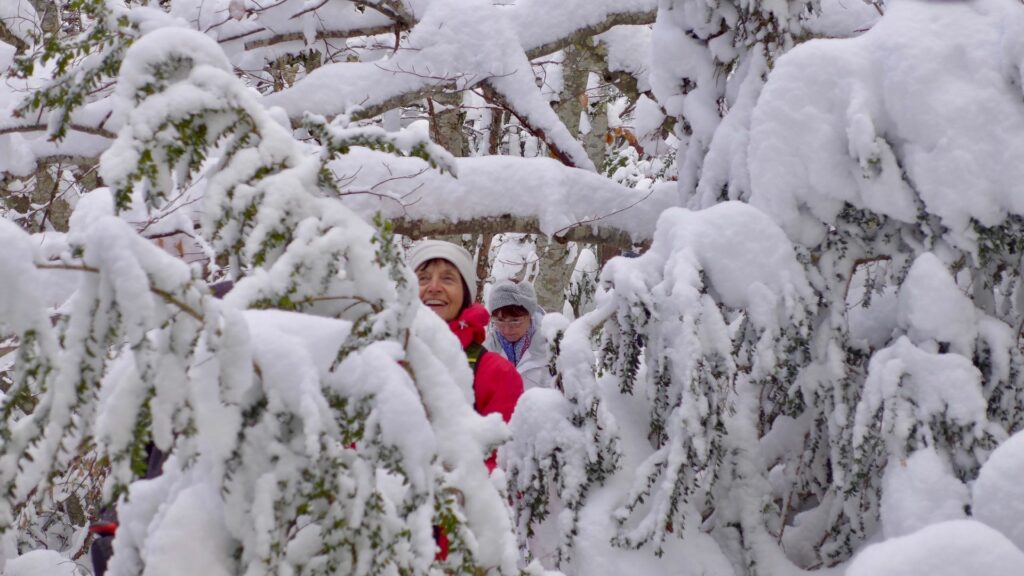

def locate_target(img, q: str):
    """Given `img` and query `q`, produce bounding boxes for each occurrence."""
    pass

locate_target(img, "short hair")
[493,304,530,318]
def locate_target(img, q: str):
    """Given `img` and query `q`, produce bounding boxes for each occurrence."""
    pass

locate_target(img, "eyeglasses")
[492,317,527,327]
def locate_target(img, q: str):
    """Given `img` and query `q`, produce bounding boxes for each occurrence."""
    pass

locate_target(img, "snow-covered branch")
[331,153,674,243]
[392,213,636,248]
[241,24,398,50]
[518,5,657,60]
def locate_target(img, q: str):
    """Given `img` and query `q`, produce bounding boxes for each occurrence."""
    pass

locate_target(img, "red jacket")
[436,305,524,560]
[447,304,523,458]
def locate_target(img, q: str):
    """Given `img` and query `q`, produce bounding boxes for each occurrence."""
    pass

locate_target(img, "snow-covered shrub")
[0,22,518,576]
[507,202,817,572]
[507,0,1024,573]
[503,308,621,569]
[746,0,1024,564]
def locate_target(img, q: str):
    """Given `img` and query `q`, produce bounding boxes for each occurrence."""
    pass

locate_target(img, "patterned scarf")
[496,323,535,366]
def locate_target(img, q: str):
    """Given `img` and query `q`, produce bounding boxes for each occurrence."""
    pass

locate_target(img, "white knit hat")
[407,239,478,302]
[487,280,540,316]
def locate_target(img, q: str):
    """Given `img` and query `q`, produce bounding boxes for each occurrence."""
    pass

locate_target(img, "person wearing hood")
[408,240,524,427]
[485,280,551,391]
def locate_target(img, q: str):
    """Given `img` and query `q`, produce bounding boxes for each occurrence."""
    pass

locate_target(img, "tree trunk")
[532,236,577,314]
[429,91,469,158]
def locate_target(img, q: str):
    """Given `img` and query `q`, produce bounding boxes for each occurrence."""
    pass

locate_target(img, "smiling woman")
[417,259,469,322]
[406,239,523,425]
[409,240,478,322]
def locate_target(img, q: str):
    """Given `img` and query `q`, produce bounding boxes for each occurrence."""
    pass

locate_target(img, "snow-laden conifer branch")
[503,305,622,566]
[13,0,135,141]
[0,21,524,574]
[35,262,204,322]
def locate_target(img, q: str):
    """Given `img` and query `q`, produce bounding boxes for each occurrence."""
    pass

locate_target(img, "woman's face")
[493,306,531,343]
[417,259,465,322]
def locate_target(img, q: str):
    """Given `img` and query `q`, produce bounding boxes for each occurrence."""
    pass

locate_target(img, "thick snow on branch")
[204,0,395,51]
[330,149,674,243]
[265,0,596,170]
[749,0,1024,251]
[499,0,657,58]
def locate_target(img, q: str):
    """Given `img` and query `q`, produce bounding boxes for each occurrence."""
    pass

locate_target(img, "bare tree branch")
[0,123,116,139]
[353,0,416,27]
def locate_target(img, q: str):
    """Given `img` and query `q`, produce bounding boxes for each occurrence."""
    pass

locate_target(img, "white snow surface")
[897,253,976,356]
[642,202,813,313]
[332,151,675,242]
[3,549,81,576]
[853,336,990,456]
[879,448,968,539]
[749,0,1024,251]
[973,429,1024,551]
[845,520,1024,576]
[501,0,656,55]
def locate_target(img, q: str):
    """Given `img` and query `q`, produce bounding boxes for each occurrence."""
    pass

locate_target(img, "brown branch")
[349,81,451,122]
[844,255,893,304]
[481,80,582,169]
[35,263,206,322]
[0,123,116,139]
[242,24,398,50]
[217,27,266,44]
[353,0,415,27]
[289,0,329,20]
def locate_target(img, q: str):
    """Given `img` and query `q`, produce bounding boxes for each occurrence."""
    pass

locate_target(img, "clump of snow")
[846,271,899,351]
[897,253,976,356]
[750,0,1024,252]
[596,25,652,92]
[132,480,235,576]
[845,520,1024,576]
[110,26,232,125]
[645,202,813,315]
[330,152,676,244]
[853,336,990,458]
[973,429,1024,551]
[502,0,657,55]
[0,220,47,335]
[879,448,968,539]
[0,133,35,177]
[632,94,666,141]
[3,549,82,576]
[805,0,879,38]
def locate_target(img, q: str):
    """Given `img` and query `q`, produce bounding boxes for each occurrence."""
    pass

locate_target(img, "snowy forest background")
[1,0,1023,574]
